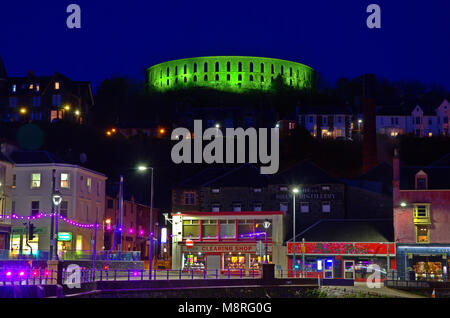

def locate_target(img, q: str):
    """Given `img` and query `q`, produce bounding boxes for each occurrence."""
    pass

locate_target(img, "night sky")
[2,0,450,90]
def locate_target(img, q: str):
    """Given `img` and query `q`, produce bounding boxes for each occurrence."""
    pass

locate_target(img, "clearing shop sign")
[287,242,395,256]
[181,243,272,254]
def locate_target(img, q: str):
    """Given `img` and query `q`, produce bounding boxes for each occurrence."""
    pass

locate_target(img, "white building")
[298,105,353,139]
[376,99,450,137]
[171,211,286,273]
[0,148,14,250]
[8,150,106,257]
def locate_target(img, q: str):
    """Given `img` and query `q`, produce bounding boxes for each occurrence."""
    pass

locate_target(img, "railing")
[0,268,58,286]
[0,250,140,261]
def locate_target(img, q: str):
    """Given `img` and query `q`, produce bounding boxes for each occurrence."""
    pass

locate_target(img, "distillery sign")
[181,243,272,253]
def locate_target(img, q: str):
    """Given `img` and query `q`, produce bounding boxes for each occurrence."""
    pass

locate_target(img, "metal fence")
[0,250,141,262]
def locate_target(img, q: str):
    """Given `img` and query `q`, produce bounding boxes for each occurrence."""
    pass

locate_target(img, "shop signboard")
[57,232,72,241]
[287,242,395,256]
[181,243,272,253]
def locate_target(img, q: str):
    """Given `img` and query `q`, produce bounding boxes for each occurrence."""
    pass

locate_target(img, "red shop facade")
[286,242,396,281]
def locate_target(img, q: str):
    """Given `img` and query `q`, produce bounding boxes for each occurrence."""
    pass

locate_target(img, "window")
[33,96,41,107]
[260,63,264,73]
[201,220,218,238]
[261,76,264,82]
[107,199,114,209]
[86,177,92,193]
[52,94,61,106]
[238,62,242,72]
[290,67,293,77]
[249,62,253,72]
[271,64,274,74]
[60,201,68,218]
[395,118,399,125]
[322,185,331,191]
[279,186,288,191]
[215,74,219,81]
[193,63,197,73]
[97,182,100,196]
[193,75,197,82]
[55,82,60,90]
[184,192,195,205]
[253,203,262,212]
[31,173,41,188]
[204,75,208,81]
[237,220,253,238]
[31,201,39,216]
[12,84,16,93]
[281,66,284,75]
[415,117,421,125]
[227,62,230,72]
[253,188,262,193]
[184,64,187,74]
[416,225,429,243]
[166,67,170,76]
[238,74,242,81]
[300,202,309,213]
[183,220,199,238]
[249,75,253,82]
[212,203,221,212]
[60,173,70,189]
[414,205,429,218]
[204,62,208,72]
[215,62,219,72]
[12,174,16,189]
[233,203,242,212]
[220,220,235,238]
[416,177,427,190]
[11,201,15,213]
[227,74,230,81]
[322,202,331,213]
[175,66,178,75]
[211,188,220,193]
[9,97,17,108]
[280,202,288,212]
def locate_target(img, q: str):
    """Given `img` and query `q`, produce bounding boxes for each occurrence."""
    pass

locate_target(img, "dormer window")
[415,170,428,190]
[55,82,60,90]
[12,84,16,93]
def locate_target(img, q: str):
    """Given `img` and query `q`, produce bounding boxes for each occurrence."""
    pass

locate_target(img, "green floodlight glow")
[147,56,316,93]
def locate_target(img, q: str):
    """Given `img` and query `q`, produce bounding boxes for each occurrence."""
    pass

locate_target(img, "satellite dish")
[80,152,87,164]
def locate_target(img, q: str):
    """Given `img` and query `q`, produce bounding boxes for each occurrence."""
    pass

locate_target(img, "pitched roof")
[430,153,450,167]
[299,105,352,115]
[269,160,337,185]
[400,166,450,190]
[8,150,69,164]
[289,219,394,242]
[204,164,268,187]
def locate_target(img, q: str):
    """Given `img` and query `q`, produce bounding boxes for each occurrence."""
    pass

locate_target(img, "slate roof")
[269,160,337,185]
[8,150,70,165]
[299,105,352,115]
[399,166,450,190]
[289,219,394,242]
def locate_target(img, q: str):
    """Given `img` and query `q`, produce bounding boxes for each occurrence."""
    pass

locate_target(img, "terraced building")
[147,56,315,92]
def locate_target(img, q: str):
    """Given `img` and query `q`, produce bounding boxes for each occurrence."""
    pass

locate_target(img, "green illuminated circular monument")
[147,56,315,92]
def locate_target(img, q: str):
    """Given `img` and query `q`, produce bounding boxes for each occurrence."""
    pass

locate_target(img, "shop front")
[287,242,396,281]
[180,242,273,275]
[396,244,449,281]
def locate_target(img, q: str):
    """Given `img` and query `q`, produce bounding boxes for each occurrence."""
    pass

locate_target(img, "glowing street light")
[74,110,80,116]
[19,108,27,114]
[292,187,300,274]
[64,105,70,111]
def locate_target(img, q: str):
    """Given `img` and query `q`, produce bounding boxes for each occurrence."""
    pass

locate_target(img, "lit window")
[12,174,16,189]
[300,202,309,213]
[12,84,16,93]
[31,173,41,188]
[211,188,220,193]
[60,173,70,189]
[184,192,195,205]
[35,83,39,92]
[253,188,262,193]
[322,202,331,213]
[279,186,288,191]
[253,203,262,212]
[233,203,242,212]
[416,225,429,243]
[86,177,92,193]
[55,82,60,90]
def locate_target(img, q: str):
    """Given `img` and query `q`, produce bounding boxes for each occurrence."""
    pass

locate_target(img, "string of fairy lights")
[0,213,269,240]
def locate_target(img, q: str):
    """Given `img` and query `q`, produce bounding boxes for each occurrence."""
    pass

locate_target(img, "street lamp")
[52,190,62,260]
[137,165,154,278]
[292,188,299,275]
[263,219,271,264]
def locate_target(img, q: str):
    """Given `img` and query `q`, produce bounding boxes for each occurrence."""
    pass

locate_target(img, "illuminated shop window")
[183,220,199,239]
[201,220,218,238]
[219,220,235,238]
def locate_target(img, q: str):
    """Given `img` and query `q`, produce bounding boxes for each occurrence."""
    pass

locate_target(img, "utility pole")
[93,208,99,274]
[149,168,154,274]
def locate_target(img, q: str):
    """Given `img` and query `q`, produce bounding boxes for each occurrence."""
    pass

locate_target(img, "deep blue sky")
[2,0,450,91]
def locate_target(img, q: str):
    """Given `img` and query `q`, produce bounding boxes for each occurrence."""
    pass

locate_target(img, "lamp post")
[52,190,62,260]
[263,219,271,264]
[137,165,154,277]
[292,188,299,275]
